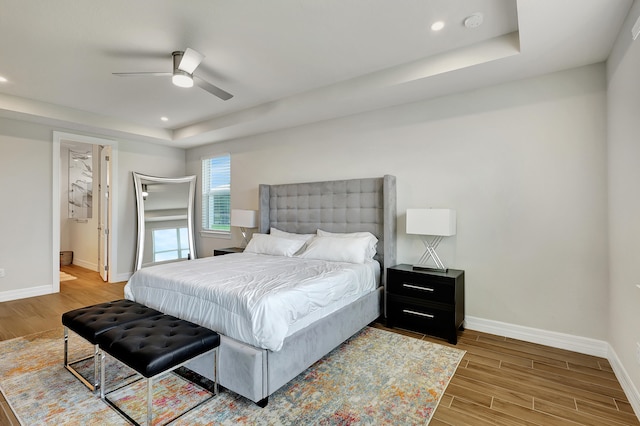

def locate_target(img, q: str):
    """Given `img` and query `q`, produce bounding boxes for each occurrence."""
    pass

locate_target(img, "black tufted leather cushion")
[62,299,162,344]
[97,314,220,378]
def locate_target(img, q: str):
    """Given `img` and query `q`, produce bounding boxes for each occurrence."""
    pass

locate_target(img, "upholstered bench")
[98,314,220,426]
[61,299,163,392]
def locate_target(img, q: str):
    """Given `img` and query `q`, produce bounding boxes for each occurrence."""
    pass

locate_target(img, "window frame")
[201,153,231,237]
[152,226,190,262]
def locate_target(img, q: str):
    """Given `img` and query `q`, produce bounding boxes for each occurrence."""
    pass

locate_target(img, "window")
[202,154,231,233]
[153,227,189,262]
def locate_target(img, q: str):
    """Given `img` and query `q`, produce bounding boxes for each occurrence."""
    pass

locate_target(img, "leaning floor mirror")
[133,172,197,271]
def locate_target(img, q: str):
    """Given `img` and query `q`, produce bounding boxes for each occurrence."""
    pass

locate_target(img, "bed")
[124,175,397,405]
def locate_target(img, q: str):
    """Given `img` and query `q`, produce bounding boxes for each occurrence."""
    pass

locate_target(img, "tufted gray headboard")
[258,175,396,287]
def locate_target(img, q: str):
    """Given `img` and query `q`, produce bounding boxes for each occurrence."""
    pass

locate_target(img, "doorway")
[52,132,118,292]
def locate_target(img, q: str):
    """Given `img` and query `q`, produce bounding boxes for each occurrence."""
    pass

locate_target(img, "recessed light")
[161,116,169,122]
[0,76,7,83]
[431,21,445,31]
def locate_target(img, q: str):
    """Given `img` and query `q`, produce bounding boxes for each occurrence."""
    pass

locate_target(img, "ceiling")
[0,0,632,148]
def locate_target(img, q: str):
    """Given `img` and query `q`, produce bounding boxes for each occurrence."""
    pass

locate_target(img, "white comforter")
[124,253,379,351]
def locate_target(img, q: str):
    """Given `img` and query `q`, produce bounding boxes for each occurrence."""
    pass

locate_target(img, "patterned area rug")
[0,327,465,425]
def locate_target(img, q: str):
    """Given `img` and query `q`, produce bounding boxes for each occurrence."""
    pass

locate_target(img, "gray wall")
[0,119,186,299]
[607,0,640,404]
[0,119,54,296]
[188,63,609,341]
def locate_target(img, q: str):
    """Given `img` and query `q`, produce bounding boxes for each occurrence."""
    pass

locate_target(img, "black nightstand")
[386,264,465,344]
[213,247,244,256]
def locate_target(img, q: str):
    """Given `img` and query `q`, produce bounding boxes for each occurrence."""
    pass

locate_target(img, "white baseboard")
[608,346,640,419]
[465,316,640,420]
[465,315,609,357]
[111,272,132,283]
[71,259,98,271]
[0,271,130,301]
[0,285,53,302]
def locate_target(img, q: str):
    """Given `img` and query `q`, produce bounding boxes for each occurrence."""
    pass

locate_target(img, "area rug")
[0,327,465,425]
[59,271,77,281]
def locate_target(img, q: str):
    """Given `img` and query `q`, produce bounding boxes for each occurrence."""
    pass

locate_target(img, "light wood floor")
[0,265,125,425]
[1,265,638,425]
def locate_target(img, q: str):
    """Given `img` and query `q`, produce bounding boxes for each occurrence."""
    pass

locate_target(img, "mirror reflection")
[133,172,197,271]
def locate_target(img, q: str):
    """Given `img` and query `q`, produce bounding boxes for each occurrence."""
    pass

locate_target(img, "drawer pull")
[403,309,434,319]
[402,283,434,292]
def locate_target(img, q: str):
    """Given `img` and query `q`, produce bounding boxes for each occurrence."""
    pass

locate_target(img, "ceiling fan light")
[172,71,193,88]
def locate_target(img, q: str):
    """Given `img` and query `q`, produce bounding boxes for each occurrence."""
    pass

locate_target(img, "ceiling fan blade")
[194,76,233,101]
[112,72,172,77]
[178,48,204,74]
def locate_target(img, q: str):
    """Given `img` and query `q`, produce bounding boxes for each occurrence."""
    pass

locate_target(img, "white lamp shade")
[406,209,456,236]
[231,209,257,228]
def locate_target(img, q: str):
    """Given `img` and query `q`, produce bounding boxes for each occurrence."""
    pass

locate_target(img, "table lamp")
[406,208,456,272]
[231,209,257,247]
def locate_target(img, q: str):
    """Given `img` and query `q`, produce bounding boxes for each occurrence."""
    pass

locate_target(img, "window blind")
[201,154,231,233]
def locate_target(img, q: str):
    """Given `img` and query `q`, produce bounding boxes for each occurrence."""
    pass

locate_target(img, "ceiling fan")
[113,48,233,101]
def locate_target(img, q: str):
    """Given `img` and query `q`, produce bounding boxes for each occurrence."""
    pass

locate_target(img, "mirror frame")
[133,172,197,271]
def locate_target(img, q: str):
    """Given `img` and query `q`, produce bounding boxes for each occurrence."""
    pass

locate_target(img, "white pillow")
[316,229,378,260]
[270,227,315,242]
[269,228,315,255]
[244,234,307,257]
[297,235,374,264]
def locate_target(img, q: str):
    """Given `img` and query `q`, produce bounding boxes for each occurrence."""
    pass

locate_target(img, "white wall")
[607,0,640,406]
[188,64,609,341]
[0,119,54,298]
[0,117,187,300]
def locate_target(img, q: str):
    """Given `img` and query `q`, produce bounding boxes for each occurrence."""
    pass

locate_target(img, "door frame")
[98,145,111,281]
[52,131,118,292]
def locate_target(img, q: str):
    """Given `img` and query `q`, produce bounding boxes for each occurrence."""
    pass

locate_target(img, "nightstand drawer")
[387,297,453,335]
[387,269,454,303]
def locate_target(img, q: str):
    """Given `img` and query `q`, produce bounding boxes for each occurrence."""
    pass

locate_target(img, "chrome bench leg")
[63,327,100,393]
[147,376,153,426]
[63,326,69,366]
[101,347,219,425]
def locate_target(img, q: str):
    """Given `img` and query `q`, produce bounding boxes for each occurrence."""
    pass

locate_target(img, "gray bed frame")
[188,175,397,405]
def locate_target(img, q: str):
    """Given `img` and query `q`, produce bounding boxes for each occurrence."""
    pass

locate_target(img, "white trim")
[608,346,640,419]
[200,230,231,239]
[108,144,119,283]
[112,272,133,283]
[52,136,61,292]
[0,286,52,303]
[465,315,609,357]
[52,132,119,291]
[72,259,98,271]
[200,153,231,236]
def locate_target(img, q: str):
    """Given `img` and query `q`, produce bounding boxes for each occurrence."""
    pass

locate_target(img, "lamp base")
[412,264,448,273]
[240,228,250,248]
[414,235,449,273]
